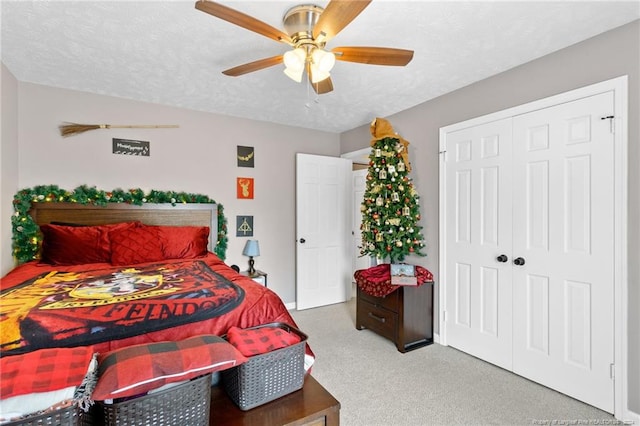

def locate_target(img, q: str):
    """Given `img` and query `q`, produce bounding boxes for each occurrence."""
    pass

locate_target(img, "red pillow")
[92,335,247,401]
[1,347,94,399]
[226,325,302,357]
[110,225,164,265]
[40,222,138,265]
[154,226,209,259]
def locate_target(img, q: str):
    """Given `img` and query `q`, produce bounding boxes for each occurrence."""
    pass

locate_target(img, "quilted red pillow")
[92,335,247,401]
[110,225,164,265]
[40,222,138,265]
[226,325,302,357]
[1,347,94,399]
[154,226,209,259]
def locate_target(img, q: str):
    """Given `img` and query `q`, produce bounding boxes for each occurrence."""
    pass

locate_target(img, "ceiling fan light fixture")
[283,47,306,71]
[284,66,304,83]
[311,48,336,73]
[310,65,330,83]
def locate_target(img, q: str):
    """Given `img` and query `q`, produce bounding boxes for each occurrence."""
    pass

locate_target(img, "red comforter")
[0,253,303,356]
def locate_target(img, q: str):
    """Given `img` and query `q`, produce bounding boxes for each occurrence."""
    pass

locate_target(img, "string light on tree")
[360,118,426,262]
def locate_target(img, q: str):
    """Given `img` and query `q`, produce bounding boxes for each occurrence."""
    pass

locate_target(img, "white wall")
[1,64,19,275]
[341,19,640,418]
[13,83,340,303]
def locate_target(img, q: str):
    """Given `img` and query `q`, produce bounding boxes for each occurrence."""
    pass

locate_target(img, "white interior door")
[352,169,370,277]
[442,90,616,413]
[444,118,514,370]
[511,91,615,412]
[296,153,351,310]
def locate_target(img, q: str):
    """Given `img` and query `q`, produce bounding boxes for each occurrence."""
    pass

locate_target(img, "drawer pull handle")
[368,312,386,323]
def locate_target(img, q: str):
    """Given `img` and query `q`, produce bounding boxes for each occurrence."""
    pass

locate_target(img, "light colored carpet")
[291,298,614,426]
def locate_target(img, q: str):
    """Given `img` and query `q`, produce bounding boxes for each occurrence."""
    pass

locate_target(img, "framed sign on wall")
[237,177,254,199]
[237,146,255,167]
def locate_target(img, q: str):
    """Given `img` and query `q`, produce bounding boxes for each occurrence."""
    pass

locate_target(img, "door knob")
[496,254,508,263]
[513,257,526,266]
[299,238,306,244]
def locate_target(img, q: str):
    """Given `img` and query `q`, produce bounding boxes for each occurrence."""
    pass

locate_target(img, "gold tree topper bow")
[369,117,411,172]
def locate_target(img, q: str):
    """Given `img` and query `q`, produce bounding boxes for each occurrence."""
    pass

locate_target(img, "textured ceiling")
[2,1,638,133]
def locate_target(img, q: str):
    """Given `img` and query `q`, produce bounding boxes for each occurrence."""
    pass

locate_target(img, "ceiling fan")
[194,0,414,95]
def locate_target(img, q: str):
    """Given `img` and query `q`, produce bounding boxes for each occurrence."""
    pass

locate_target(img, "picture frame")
[391,263,417,285]
[237,146,255,168]
[236,215,254,237]
[236,177,254,199]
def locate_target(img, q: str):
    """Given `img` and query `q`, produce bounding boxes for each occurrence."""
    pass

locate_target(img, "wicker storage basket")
[4,404,88,426]
[221,322,308,411]
[96,373,211,426]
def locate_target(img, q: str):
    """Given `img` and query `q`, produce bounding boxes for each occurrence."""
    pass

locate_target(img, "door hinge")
[601,115,615,134]
[439,150,447,161]
[610,363,615,379]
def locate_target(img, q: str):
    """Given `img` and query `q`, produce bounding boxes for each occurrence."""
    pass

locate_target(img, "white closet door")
[511,91,615,412]
[444,118,513,370]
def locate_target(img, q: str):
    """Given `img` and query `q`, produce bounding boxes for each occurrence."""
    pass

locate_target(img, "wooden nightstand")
[241,269,267,287]
[210,375,340,426]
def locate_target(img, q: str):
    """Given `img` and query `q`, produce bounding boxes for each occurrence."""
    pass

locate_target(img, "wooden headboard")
[29,202,219,251]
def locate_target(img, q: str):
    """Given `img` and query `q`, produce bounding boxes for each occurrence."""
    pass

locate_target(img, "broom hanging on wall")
[59,122,179,137]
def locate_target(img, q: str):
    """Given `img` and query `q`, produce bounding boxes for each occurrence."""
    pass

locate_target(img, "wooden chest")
[356,283,434,353]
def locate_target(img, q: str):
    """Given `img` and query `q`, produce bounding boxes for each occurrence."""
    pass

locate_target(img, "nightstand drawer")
[356,299,397,342]
[357,287,399,312]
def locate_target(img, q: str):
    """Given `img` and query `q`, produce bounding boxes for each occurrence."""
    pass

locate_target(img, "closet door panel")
[511,91,615,412]
[444,118,513,370]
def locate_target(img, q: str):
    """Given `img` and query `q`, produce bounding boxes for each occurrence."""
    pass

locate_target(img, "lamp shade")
[311,48,335,73]
[243,240,260,257]
[284,67,304,82]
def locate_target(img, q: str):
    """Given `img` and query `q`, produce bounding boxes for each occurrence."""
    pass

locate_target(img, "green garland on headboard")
[11,185,228,264]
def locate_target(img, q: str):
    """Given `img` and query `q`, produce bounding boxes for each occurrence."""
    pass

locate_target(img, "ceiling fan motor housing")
[283,4,324,46]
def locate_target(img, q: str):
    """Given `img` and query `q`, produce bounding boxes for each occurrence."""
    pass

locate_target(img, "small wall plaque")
[236,216,254,237]
[113,138,150,156]
[237,177,254,199]
[237,146,255,168]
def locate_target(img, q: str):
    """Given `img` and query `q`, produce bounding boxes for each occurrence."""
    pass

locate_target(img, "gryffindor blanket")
[1,260,244,355]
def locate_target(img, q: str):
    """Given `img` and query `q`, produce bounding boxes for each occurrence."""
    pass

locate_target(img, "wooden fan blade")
[222,55,283,76]
[332,46,414,66]
[313,0,371,42]
[307,66,334,94]
[195,0,292,45]
[311,76,334,95]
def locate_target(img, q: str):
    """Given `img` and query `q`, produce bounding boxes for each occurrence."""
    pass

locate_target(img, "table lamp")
[242,240,260,276]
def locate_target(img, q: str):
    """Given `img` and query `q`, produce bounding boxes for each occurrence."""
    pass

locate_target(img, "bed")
[0,201,311,422]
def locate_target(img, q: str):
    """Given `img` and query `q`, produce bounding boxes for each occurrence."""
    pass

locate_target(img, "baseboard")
[622,407,639,423]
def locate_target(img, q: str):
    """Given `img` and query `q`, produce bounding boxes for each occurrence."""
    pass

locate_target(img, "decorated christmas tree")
[360,118,426,263]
